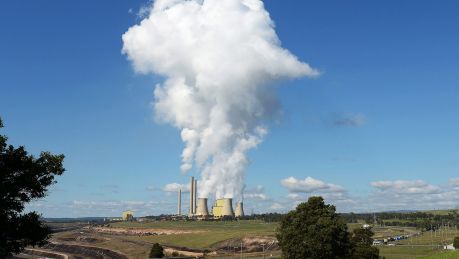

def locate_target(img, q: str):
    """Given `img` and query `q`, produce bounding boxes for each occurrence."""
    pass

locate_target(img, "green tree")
[149,243,164,258]
[0,118,65,257]
[454,237,459,249]
[276,196,352,259]
[350,227,380,259]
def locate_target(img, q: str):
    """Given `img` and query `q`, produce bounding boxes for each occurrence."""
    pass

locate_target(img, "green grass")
[375,226,459,259]
[111,220,278,249]
[372,226,419,240]
[398,228,459,246]
[379,246,442,259]
[421,250,459,258]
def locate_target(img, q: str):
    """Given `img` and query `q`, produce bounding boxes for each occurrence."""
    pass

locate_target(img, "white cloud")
[281,176,345,193]
[163,182,190,193]
[370,180,440,194]
[67,199,177,217]
[244,185,269,200]
[269,202,284,210]
[355,179,459,212]
[278,176,354,213]
[449,178,459,189]
[333,113,366,127]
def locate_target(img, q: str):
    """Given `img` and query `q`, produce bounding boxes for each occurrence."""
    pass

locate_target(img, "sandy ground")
[89,226,202,236]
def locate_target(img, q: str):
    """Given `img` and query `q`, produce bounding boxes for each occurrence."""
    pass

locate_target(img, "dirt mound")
[213,236,278,253]
[90,226,201,236]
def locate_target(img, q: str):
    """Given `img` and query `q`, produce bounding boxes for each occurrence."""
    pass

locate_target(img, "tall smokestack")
[178,189,182,215]
[194,178,197,214]
[189,176,194,215]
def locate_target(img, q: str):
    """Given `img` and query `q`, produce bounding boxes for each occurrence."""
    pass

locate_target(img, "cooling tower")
[196,198,209,216]
[235,202,244,217]
[222,198,234,217]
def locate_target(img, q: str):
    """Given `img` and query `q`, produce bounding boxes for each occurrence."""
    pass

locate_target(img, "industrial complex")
[178,176,245,219]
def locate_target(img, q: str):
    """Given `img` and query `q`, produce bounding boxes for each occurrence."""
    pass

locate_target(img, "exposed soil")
[213,236,279,253]
[89,226,202,236]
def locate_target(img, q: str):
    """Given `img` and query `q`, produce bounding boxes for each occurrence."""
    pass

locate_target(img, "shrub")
[149,243,164,258]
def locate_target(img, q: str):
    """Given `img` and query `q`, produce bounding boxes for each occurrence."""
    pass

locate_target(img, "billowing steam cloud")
[122,0,318,200]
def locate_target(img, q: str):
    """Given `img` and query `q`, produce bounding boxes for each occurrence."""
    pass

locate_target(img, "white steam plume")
[122,0,318,200]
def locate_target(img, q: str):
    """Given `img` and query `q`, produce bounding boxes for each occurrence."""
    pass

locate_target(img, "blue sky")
[1,0,459,217]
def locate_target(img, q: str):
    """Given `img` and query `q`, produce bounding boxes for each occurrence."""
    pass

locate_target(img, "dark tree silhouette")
[0,118,65,257]
[276,196,352,259]
[149,243,164,258]
[350,227,380,259]
[454,237,459,249]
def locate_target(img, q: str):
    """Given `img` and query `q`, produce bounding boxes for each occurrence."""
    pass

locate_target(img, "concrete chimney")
[235,202,244,217]
[196,198,209,216]
[177,189,182,215]
[194,179,198,214]
[189,176,194,215]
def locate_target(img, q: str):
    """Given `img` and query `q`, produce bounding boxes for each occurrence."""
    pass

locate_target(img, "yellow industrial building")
[212,198,234,218]
[122,210,134,221]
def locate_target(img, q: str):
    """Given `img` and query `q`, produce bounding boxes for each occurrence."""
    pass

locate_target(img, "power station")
[177,176,244,219]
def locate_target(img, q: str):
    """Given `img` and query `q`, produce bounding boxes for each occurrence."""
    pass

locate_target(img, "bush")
[149,243,164,258]
[454,237,459,249]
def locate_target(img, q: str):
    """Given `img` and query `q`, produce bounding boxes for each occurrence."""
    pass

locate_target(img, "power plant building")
[122,210,134,221]
[212,198,234,218]
[185,176,242,219]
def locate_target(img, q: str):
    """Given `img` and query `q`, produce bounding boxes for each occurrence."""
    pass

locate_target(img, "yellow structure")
[122,210,134,221]
[212,198,234,218]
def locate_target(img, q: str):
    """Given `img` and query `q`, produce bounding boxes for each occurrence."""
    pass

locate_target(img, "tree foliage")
[350,227,380,259]
[454,237,459,249]
[276,196,353,259]
[0,118,65,257]
[149,243,164,258]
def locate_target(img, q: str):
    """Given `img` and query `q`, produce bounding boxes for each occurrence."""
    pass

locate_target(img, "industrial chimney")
[194,178,197,214]
[178,189,182,215]
[235,202,244,217]
[196,198,209,217]
[189,176,194,215]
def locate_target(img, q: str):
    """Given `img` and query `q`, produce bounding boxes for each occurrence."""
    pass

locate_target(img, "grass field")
[111,221,459,257]
[48,221,459,258]
[422,250,459,258]
[375,226,459,259]
[111,220,278,249]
